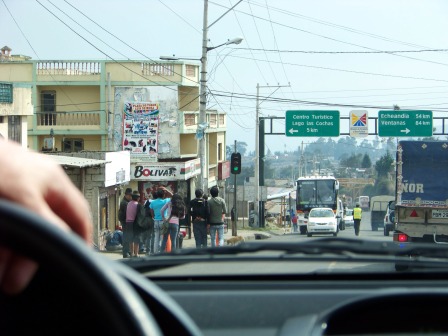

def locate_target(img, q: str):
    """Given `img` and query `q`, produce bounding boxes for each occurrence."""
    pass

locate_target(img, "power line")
[210,1,448,67]
[236,47,448,54]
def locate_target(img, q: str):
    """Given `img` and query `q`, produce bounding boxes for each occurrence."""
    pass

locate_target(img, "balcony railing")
[36,111,101,126]
[36,61,101,76]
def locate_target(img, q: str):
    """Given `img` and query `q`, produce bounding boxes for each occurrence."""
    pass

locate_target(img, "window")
[40,91,56,126]
[218,143,222,161]
[209,114,217,127]
[186,65,196,77]
[0,83,13,103]
[62,138,84,152]
[185,113,196,126]
[8,116,21,143]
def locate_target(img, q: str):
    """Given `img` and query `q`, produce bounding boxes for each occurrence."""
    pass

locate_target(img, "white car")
[307,207,338,237]
[343,208,354,227]
[384,201,395,236]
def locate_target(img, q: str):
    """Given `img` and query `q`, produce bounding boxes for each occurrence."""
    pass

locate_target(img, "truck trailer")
[394,140,448,247]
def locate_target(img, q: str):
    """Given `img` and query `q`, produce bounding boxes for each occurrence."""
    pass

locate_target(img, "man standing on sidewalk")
[208,186,227,247]
[118,188,132,258]
[353,203,362,236]
[189,188,209,248]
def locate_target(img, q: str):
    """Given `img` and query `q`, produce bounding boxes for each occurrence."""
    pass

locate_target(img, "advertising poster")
[122,102,159,161]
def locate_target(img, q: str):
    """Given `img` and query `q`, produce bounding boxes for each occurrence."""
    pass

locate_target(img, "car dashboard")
[148,272,448,336]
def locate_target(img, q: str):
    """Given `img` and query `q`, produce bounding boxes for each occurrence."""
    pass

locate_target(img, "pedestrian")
[161,194,186,252]
[353,202,362,236]
[208,186,227,247]
[125,190,142,257]
[150,186,173,253]
[189,189,209,248]
[118,188,132,258]
[144,192,156,255]
[291,213,298,233]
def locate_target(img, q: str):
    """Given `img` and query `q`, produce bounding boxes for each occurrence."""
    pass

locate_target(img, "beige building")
[0,48,230,238]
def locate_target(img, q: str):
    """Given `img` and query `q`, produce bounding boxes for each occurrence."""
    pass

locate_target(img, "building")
[0,48,230,235]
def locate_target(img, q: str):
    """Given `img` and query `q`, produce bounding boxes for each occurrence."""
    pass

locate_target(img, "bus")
[296,176,343,234]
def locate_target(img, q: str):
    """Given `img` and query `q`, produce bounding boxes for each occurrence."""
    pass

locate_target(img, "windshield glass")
[4,1,448,280]
[309,209,334,218]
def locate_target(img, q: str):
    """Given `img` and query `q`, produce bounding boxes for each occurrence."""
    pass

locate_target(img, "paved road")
[100,211,391,261]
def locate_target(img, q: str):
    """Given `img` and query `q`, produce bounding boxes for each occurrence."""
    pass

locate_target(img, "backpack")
[190,198,208,220]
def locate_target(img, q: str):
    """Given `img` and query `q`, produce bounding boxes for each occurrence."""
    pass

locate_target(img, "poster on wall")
[122,102,159,161]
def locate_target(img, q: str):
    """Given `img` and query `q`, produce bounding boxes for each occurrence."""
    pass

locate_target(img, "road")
[274,210,391,243]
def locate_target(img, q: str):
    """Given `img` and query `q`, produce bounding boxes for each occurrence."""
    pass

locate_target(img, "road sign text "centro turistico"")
[285,110,340,137]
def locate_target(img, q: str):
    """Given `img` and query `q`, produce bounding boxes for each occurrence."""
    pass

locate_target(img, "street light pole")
[196,0,243,192]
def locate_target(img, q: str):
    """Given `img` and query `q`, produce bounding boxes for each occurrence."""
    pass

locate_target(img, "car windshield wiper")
[122,238,448,272]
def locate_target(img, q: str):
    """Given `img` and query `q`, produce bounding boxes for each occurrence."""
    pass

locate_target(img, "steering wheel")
[0,200,202,336]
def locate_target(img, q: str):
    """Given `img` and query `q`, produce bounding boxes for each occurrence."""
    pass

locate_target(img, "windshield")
[309,209,334,218]
[4,1,448,280]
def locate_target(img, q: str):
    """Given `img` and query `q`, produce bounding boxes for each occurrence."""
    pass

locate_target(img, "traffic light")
[231,152,241,174]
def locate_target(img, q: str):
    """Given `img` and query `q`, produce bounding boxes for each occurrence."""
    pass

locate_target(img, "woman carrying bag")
[160,194,186,252]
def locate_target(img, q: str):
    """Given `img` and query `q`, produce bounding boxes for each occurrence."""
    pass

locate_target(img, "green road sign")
[285,110,340,137]
[378,110,433,137]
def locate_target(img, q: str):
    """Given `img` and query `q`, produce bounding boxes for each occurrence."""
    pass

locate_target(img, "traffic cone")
[165,235,172,252]
[216,233,219,246]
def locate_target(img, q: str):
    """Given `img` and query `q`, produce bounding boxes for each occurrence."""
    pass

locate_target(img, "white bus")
[295,176,343,234]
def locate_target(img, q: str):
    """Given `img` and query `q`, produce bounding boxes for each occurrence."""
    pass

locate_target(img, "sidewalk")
[100,225,289,261]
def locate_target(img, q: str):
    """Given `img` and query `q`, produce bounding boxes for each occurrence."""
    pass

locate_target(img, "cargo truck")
[370,195,395,231]
[394,141,448,269]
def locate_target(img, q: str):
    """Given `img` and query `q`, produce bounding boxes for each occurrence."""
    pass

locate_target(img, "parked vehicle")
[384,200,395,236]
[370,195,395,231]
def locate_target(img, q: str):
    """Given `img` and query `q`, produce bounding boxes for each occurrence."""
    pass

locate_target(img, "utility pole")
[198,0,209,192]
[255,83,290,228]
[197,0,243,192]
[233,140,238,236]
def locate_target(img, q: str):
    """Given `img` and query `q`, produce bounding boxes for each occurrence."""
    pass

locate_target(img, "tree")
[375,151,394,178]
[361,154,372,169]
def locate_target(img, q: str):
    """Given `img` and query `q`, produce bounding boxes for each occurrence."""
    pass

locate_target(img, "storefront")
[48,151,131,250]
[129,159,200,231]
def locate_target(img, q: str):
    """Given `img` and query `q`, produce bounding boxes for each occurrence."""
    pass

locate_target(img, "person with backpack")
[160,193,186,252]
[189,189,208,248]
[150,186,173,254]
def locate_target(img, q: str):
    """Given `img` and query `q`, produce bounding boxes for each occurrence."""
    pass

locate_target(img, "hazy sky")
[3,0,448,153]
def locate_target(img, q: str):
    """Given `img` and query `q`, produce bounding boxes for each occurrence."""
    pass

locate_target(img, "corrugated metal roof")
[48,155,110,168]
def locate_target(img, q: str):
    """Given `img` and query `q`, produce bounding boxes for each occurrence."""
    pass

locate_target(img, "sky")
[3,0,448,153]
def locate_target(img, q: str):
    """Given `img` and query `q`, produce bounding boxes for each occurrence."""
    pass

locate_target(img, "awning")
[47,155,110,168]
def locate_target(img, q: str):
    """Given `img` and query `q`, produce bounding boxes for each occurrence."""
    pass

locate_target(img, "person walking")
[291,212,298,233]
[118,188,132,258]
[208,186,227,247]
[353,203,362,236]
[161,194,186,252]
[125,190,141,257]
[189,189,209,248]
[150,186,173,254]
[144,192,156,255]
